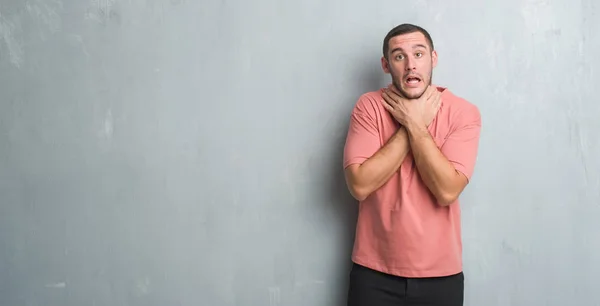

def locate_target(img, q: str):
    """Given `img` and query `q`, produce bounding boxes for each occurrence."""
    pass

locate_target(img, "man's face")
[381,31,438,100]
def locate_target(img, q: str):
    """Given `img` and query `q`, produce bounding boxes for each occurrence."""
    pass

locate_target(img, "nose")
[405,57,416,71]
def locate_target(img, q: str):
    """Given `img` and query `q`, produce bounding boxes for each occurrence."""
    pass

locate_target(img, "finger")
[432,98,440,110]
[427,87,439,102]
[418,86,432,102]
[382,90,390,99]
[390,86,408,99]
[382,95,394,107]
[381,99,394,112]
[426,85,436,99]
[381,93,396,107]
[381,89,390,100]
[384,88,402,101]
[382,91,396,104]
[433,93,442,109]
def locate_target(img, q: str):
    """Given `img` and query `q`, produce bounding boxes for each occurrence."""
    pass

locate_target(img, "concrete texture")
[0,0,599,305]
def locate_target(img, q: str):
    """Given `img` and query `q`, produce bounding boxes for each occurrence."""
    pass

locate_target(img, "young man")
[342,24,482,306]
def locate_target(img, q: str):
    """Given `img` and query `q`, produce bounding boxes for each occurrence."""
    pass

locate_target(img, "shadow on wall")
[321,59,384,306]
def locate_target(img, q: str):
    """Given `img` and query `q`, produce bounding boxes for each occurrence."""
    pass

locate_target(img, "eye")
[415,52,423,57]
[395,54,404,60]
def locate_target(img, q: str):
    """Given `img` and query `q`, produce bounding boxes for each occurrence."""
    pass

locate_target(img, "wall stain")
[0,0,63,68]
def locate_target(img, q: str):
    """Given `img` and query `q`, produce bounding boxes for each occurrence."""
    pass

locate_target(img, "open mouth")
[405,76,421,85]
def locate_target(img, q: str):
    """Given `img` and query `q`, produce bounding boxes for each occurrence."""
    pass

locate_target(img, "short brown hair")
[382,24,434,59]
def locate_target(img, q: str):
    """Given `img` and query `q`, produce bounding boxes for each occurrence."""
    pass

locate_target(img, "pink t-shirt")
[343,85,481,278]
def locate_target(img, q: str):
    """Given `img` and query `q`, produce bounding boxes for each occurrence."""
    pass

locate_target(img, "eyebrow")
[390,44,429,54]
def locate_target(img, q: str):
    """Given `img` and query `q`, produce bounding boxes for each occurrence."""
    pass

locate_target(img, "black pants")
[347,263,464,306]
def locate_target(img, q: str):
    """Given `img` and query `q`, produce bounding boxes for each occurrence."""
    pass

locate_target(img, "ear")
[431,50,438,68]
[381,56,390,74]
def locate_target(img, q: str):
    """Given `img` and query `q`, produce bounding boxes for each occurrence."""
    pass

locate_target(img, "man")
[342,23,481,306]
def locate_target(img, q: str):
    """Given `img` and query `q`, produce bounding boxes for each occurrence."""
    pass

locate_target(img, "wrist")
[388,126,408,145]
[405,121,429,139]
[394,125,408,137]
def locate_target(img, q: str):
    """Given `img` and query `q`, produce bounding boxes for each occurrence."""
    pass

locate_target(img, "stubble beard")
[391,70,433,100]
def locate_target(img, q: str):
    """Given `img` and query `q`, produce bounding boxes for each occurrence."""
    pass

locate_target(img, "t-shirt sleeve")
[440,104,482,181]
[343,97,381,169]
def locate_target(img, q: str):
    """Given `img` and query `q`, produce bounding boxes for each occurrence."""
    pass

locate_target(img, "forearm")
[406,124,464,205]
[346,127,410,201]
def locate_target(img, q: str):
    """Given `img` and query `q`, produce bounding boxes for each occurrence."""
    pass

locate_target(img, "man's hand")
[381,85,441,131]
